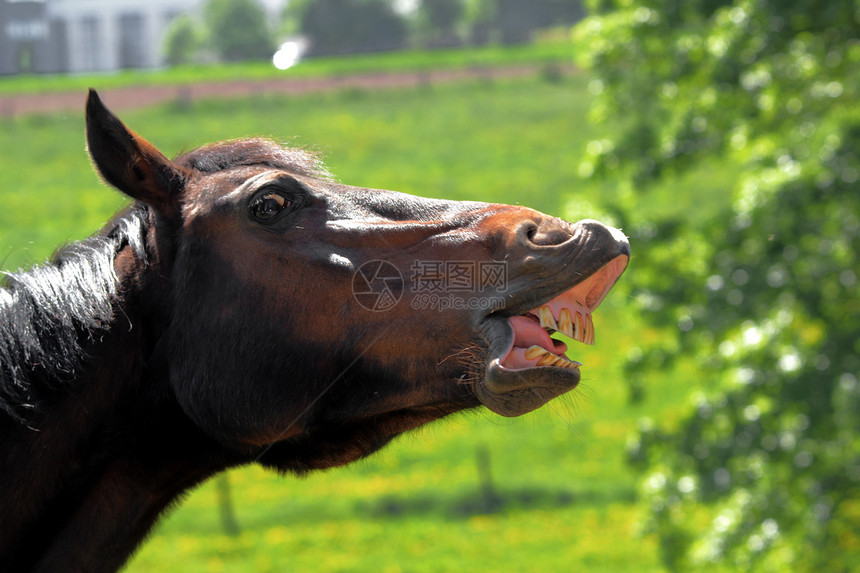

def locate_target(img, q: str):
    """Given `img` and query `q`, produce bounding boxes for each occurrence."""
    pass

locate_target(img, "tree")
[416,0,465,48]
[477,0,584,44]
[203,0,274,62]
[463,0,496,44]
[574,0,859,570]
[296,0,408,56]
[162,14,202,66]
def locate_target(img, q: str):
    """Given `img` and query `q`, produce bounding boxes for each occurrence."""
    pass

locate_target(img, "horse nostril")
[511,217,572,249]
[526,220,572,247]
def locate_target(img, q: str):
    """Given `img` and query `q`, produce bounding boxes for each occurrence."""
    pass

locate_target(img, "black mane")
[0,206,147,421]
[0,139,325,424]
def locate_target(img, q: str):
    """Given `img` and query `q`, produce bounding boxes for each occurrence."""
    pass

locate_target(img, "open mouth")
[498,254,629,372]
[477,252,629,417]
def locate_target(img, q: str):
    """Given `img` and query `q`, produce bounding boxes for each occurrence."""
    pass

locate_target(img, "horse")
[0,90,629,572]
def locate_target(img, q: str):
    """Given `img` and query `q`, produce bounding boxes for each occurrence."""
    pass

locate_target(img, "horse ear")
[86,89,185,217]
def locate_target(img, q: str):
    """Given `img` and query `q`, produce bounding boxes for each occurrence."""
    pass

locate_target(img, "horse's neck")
[0,286,228,572]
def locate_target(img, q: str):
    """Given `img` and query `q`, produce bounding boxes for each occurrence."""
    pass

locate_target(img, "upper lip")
[498,225,630,317]
[479,219,631,365]
[481,253,628,356]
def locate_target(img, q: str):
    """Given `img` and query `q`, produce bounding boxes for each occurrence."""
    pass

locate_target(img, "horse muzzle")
[475,217,630,417]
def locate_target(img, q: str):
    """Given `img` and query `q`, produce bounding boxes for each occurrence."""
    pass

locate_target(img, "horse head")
[86,90,629,471]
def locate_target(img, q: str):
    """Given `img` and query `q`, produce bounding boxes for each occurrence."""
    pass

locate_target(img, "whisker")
[438,344,480,366]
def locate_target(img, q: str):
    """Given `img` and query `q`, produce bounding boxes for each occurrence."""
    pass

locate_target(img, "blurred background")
[1,0,857,571]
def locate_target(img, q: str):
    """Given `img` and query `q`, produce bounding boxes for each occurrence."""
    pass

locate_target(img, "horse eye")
[250,192,291,221]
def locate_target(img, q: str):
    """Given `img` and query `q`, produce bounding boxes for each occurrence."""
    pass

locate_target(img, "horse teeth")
[538,305,558,331]
[586,313,595,345]
[558,308,574,338]
[543,354,581,369]
[524,345,548,360]
[577,312,586,344]
[524,345,581,369]
[551,306,594,346]
[573,311,585,343]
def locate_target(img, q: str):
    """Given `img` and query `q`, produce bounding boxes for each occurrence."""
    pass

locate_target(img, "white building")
[0,0,202,74]
[48,0,203,71]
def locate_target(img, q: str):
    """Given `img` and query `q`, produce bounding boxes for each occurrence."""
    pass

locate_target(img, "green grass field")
[0,41,573,96]
[0,69,733,572]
